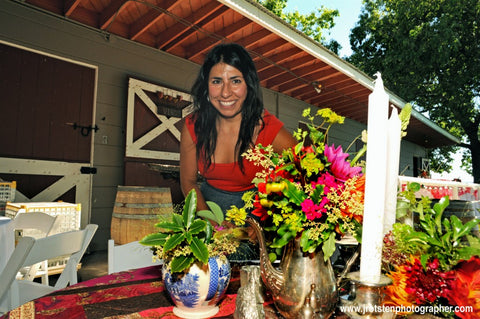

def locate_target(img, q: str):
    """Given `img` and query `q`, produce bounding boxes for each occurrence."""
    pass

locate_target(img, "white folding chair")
[108,239,161,274]
[11,212,58,285]
[0,224,98,313]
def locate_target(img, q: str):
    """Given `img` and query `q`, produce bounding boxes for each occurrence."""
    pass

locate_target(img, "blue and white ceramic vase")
[163,255,231,319]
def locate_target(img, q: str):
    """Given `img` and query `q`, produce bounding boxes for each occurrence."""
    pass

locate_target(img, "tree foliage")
[348,0,480,182]
[254,0,342,54]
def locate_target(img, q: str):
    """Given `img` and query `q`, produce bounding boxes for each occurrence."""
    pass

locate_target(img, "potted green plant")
[139,189,239,319]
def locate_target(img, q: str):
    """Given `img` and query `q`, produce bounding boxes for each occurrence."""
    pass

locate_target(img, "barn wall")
[0,1,199,250]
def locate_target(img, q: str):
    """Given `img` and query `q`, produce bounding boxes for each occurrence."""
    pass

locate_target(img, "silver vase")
[247,217,338,319]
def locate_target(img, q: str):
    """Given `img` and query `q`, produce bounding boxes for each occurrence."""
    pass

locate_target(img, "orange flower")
[447,256,480,319]
[383,260,416,315]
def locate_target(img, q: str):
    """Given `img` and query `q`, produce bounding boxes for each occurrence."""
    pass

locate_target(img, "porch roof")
[22,0,460,148]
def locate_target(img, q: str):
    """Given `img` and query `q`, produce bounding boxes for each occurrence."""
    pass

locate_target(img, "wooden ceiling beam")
[161,6,228,52]
[259,56,319,83]
[270,65,333,92]
[99,0,128,30]
[251,38,289,60]
[185,17,254,60]
[64,0,82,17]
[256,48,305,74]
[129,0,180,41]
[156,2,224,49]
[236,29,271,51]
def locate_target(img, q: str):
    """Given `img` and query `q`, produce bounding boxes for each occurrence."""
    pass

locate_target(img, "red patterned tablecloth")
[0,266,239,319]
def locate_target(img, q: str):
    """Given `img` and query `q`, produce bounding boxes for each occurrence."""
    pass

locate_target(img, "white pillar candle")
[384,106,402,234]
[360,72,389,284]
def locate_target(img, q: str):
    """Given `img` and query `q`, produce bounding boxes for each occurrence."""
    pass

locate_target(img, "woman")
[180,42,296,215]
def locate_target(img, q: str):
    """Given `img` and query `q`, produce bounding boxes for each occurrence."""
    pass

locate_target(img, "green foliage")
[254,0,341,53]
[399,103,412,138]
[348,0,480,182]
[393,189,480,271]
[139,189,225,273]
[396,182,431,220]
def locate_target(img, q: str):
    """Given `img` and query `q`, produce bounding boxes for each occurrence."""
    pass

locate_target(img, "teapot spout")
[246,217,284,297]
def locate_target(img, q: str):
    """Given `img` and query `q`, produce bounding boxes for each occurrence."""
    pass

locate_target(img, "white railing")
[398,176,479,201]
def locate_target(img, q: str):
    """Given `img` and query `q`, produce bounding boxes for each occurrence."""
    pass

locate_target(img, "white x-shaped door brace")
[126,78,193,161]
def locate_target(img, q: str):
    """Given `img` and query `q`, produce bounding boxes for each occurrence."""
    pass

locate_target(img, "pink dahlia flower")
[324,144,362,182]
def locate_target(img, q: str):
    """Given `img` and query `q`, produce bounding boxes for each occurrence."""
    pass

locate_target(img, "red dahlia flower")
[404,257,454,305]
[447,256,480,319]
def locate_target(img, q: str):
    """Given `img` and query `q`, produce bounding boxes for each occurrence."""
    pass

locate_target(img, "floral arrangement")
[226,108,366,261]
[383,184,480,318]
[140,189,240,273]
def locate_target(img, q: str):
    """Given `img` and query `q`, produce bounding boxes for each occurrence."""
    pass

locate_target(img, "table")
[0,264,350,319]
[0,266,242,318]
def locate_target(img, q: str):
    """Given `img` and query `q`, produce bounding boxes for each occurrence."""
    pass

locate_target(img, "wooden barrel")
[111,186,173,245]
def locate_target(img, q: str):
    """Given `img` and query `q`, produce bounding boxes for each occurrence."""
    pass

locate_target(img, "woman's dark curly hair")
[190,42,264,172]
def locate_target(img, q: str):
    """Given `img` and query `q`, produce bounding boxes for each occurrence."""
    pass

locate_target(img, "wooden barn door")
[124,78,193,205]
[0,41,96,226]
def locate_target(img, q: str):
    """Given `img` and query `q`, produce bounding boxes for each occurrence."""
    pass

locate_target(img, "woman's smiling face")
[208,62,247,119]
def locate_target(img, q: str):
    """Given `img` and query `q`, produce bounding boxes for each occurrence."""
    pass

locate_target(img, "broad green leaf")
[139,232,169,246]
[268,252,277,263]
[154,221,183,233]
[185,231,192,243]
[188,219,207,235]
[456,246,480,262]
[197,210,217,223]
[407,182,421,192]
[300,229,311,249]
[454,218,480,240]
[420,254,429,269]
[441,232,452,248]
[204,220,213,243]
[450,215,464,240]
[311,185,324,203]
[396,200,410,219]
[271,230,295,248]
[308,123,325,144]
[283,180,306,205]
[277,223,290,236]
[405,232,429,246]
[183,189,197,228]
[442,218,451,233]
[190,237,209,264]
[172,214,184,228]
[433,196,449,232]
[467,235,480,251]
[204,201,224,224]
[322,233,337,261]
[294,141,304,155]
[170,255,194,273]
[426,236,443,247]
[163,233,185,252]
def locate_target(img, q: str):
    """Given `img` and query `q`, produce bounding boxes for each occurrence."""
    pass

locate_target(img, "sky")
[284,0,474,183]
[284,0,363,57]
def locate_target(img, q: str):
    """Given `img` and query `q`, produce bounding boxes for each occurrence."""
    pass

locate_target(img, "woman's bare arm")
[179,123,208,211]
[272,126,297,153]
